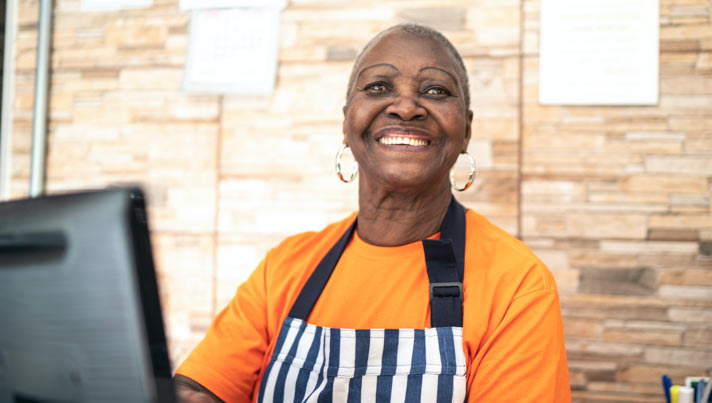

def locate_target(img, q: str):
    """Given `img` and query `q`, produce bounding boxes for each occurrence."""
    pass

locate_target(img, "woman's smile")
[374,127,433,149]
[377,137,429,147]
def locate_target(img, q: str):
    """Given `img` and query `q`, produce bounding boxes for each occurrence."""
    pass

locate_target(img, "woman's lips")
[374,128,433,147]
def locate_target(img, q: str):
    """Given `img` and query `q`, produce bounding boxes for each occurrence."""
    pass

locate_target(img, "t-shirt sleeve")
[466,281,571,402]
[175,255,271,403]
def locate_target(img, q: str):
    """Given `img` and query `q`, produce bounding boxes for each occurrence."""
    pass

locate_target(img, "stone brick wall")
[522,0,712,401]
[5,1,710,401]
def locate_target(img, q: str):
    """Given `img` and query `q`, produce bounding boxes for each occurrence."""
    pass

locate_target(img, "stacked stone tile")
[5,0,710,400]
[523,0,712,401]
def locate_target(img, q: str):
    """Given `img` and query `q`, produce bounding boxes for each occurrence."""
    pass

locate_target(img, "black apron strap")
[288,196,467,326]
[288,220,357,320]
[422,197,467,327]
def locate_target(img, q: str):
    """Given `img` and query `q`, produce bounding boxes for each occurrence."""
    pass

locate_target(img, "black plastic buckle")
[429,282,463,301]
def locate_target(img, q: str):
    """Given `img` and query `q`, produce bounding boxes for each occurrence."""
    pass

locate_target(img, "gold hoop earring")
[335,144,358,183]
[449,152,476,192]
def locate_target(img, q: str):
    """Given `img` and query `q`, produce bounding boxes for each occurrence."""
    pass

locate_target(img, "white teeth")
[378,137,428,146]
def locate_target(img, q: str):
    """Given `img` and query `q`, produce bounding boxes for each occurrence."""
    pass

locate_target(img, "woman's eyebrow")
[420,66,458,85]
[357,63,399,80]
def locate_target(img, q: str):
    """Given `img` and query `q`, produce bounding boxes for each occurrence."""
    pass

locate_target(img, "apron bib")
[258,198,468,403]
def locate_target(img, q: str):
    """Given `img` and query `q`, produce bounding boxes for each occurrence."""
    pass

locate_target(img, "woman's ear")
[463,109,474,151]
[342,105,349,141]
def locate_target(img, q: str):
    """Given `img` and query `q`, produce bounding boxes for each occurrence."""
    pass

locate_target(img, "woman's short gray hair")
[346,23,471,109]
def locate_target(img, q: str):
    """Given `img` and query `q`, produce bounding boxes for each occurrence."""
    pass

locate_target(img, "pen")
[697,380,706,403]
[702,378,712,403]
[663,374,672,403]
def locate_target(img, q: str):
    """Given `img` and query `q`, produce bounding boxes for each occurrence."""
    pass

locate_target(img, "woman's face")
[343,31,472,191]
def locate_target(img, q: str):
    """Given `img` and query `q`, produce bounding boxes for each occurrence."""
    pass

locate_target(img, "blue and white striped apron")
[258,197,468,403]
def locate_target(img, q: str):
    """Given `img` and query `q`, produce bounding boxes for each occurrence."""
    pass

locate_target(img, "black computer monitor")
[0,187,176,403]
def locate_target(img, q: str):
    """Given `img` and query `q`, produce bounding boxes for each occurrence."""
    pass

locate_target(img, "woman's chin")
[362,169,447,193]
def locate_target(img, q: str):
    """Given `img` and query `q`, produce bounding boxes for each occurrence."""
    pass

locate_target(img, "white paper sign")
[539,0,659,105]
[82,0,153,11]
[180,0,285,10]
[182,8,281,95]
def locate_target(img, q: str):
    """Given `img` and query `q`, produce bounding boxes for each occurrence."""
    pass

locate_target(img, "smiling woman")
[174,24,571,403]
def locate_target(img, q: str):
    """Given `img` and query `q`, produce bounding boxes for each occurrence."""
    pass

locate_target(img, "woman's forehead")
[356,31,458,75]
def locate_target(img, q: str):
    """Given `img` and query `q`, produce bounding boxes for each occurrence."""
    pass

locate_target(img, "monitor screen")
[0,187,176,403]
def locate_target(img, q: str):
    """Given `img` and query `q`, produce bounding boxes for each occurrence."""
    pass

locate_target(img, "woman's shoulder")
[464,209,557,295]
[264,212,358,268]
[464,209,535,256]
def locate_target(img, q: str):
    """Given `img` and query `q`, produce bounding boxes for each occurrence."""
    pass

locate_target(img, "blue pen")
[703,378,712,403]
[698,380,706,403]
[662,374,672,403]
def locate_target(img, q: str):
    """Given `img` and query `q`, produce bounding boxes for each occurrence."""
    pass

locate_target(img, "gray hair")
[346,23,471,109]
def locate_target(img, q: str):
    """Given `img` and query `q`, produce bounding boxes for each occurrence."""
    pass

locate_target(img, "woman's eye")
[365,83,388,93]
[424,87,450,96]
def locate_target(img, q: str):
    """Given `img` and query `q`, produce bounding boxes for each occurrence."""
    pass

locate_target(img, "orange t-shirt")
[176,210,571,402]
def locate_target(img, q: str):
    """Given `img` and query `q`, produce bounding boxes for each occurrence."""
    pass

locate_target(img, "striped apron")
[258,197,468,403]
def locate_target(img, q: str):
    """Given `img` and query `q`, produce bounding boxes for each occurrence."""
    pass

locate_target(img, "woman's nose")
[385,93,427,121]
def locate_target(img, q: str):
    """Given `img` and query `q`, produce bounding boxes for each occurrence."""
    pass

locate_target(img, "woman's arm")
[175,374,225,403]
[174,255,273,402]
[467,288,571,402]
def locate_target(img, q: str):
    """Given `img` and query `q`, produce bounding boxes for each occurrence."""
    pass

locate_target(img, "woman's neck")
[356,180,452,246]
